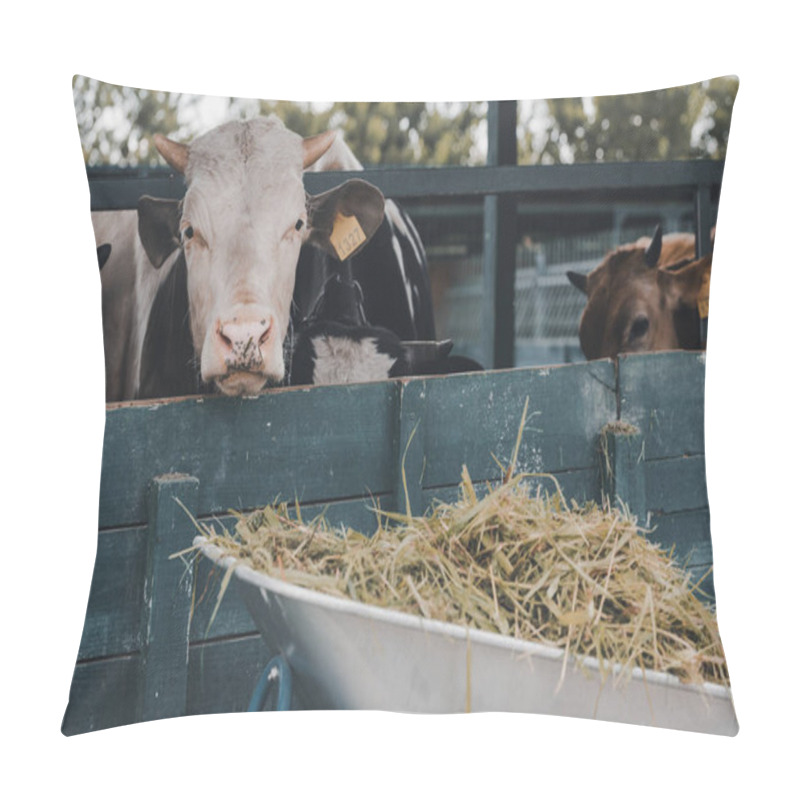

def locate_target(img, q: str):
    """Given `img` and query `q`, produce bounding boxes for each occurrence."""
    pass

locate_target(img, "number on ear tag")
[330,213,367,261]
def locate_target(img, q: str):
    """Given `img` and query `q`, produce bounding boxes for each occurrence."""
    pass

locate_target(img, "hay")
[185,466,729,689]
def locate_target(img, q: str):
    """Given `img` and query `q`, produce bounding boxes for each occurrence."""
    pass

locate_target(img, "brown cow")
[567,226,712,360]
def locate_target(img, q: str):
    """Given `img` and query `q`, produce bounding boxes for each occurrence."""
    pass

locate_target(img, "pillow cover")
[63,76,738,736]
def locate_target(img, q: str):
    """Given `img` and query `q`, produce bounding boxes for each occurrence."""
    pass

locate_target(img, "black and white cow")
[287,259,411,386]
[135,199,481,395]
[95,116,442,401]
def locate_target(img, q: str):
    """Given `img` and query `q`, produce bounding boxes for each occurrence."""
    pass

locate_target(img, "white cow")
[96,115,402,400]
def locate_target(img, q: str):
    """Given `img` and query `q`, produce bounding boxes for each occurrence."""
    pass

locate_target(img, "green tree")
[74,77,485,167]
[74,77,190,166]
[74,76,737,168]
[519,77,738,164]
[255,100,485,166]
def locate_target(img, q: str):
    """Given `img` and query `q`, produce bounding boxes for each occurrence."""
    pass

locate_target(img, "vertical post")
[599,424,647,525]
[694,184,713,257]
[533,246,546,343]
[482,100,518,369]
[139,473,200,723]
[611,208,624,248]
[393,381,426,518]
[695,184,712,345]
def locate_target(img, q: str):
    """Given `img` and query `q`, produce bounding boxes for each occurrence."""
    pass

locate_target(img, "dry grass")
[183,465,729,689]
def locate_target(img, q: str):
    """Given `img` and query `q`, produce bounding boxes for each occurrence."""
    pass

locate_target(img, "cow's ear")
[138,196,182,269]
[644,225,663,268]
[567,271,588,294]
[659,254,712,307]
[306,179,385,261]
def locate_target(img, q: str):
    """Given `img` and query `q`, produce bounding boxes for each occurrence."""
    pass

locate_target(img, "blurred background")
[75,76,737,366]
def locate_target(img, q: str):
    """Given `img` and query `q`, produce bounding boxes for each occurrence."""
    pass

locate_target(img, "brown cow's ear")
[645,225,663,268]
[306,179,385,261]
[660,255,712,307]
[138,196,182,269]
[567,271,588,294]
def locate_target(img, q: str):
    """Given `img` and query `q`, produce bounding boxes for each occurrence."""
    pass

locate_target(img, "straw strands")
[186,465,729,689]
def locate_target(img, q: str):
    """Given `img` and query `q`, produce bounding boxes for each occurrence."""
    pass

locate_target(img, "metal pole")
[482,101,518,369]
[695,184,712,257]
[695,184,712,344]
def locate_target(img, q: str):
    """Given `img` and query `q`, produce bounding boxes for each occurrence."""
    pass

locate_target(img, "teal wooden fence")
[62,350,714,734]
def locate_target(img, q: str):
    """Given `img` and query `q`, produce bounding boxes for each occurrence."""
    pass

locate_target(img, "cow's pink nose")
[216,316,272,369]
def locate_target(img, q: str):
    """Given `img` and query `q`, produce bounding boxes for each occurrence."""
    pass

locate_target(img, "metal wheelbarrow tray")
[197,540,738,735]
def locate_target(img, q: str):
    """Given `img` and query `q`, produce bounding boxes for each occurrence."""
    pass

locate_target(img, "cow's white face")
[165,119,303,394]
[147,117,385,397]
[175,119,306,395]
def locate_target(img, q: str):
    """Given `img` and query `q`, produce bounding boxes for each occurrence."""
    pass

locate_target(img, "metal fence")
[88,101,724,370]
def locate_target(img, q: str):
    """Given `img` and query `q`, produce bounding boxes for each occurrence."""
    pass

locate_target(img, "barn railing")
[86,101,725,369]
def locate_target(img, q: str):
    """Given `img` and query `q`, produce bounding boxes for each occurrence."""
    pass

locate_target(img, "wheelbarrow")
[197,539,738,734]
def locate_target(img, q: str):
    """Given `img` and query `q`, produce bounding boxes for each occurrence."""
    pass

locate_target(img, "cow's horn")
[644,224,663,268]
[567,271,588,294]
[302,130,338,169]
[154,133,189,174]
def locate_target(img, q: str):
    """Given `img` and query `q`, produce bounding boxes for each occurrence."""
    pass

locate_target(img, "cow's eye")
[284,218,306,241]
[630,315,650,339]
[182,226,194,242]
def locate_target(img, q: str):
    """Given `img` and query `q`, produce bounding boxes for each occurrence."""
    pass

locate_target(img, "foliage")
[519,77,738,164]
[73,77,485,167]
[73,76,737,168]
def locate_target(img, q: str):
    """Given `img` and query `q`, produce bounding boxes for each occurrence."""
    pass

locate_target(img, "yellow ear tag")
[330,213,366,261]
[697,269,711,319]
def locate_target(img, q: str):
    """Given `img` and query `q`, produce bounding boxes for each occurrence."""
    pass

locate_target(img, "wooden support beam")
[599,424,647,525]
[139,473,199,723]
[393,381,426,518]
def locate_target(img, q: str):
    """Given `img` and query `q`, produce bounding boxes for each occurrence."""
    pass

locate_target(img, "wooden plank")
[139,475,199,723]
[392,381,427,516]
[599,426,647,524]
[188,497,387,642]
[419,361,616,487]
[617,351,706,460]
[76,498,387,665]
[644,456,709,515]
[186,634,275,717]
[422,466,599,509]
[61,655,140,735]
[646,508,717,601]
[99,381,398,528]
[77,526,147,661]
[646,508,713,568]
